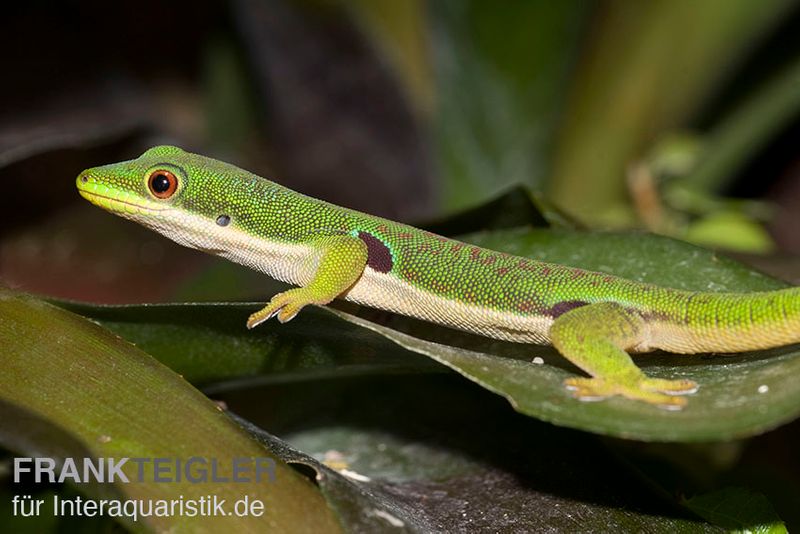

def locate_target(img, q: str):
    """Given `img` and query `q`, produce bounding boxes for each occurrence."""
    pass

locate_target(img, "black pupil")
[152,174,171,193]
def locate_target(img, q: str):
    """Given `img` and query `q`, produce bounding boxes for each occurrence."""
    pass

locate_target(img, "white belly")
[344,269,553,344]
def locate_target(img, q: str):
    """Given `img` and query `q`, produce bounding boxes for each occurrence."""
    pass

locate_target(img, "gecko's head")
[77,146,191,219]
[76,145,276,250]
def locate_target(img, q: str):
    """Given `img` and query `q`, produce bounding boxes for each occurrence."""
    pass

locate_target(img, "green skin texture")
[76,146,800,409]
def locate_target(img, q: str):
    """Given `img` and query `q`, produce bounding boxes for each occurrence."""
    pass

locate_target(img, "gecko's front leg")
[247,235,368,328]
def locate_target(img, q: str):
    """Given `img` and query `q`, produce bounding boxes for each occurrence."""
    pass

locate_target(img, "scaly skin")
[76,146,800,409]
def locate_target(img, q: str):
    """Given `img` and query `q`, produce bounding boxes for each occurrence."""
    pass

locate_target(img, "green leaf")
[0,291,341,533]
[65,228,800,442]
[431,0,589,210]
[686,487,787,533]
[59,302,440,387]
[685,211,776,254]
[225,375,717,532]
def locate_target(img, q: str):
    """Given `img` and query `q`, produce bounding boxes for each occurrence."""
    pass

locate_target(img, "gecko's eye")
[148,170,178,199]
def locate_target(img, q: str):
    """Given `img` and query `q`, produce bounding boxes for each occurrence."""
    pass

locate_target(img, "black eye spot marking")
[216,214,231,227]
[357,232,393,273]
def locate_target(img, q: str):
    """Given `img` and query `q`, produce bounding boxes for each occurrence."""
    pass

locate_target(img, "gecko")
[76,146,800,409]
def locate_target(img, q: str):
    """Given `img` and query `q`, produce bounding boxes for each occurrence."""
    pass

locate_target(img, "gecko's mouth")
[77,186,168,216]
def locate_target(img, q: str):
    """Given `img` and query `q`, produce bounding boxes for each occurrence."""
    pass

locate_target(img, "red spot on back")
[402,268,420,282]
[517,299,539,313]
[496,267,509,276]
[517,260,537,272]
[469,247,498,265]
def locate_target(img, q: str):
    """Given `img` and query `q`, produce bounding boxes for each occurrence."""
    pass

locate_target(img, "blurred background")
[2,0,800,300]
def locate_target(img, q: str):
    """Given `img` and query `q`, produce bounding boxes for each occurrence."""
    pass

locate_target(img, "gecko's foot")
[564,377,697,410]
[247,289,315,329]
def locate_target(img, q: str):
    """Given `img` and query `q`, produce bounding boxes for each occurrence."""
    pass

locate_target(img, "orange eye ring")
[148,170,178,199]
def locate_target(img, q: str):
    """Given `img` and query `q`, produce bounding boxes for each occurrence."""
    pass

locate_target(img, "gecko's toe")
[246,313,270,329]
[641,378,699,396]
[563,376,690,409]
[564,377,613,402]
[276,306,302,323]
[564,378,613,402]
[247,292,294,328]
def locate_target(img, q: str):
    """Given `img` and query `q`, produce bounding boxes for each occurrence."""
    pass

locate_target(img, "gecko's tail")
[673,285,800,353]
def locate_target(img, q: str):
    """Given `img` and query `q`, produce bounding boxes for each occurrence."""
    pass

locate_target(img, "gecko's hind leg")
[549,302,698,410]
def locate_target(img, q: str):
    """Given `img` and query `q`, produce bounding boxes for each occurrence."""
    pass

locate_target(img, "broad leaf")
[64,229,800,442]
[228,377,717,532]
[0,291,341,533]
[686,487,787,533]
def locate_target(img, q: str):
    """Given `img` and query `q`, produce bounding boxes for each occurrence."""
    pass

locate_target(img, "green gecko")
[76,146,800,410]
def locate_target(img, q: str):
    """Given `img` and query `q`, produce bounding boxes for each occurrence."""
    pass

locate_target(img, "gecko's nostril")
[81,175,89,183]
